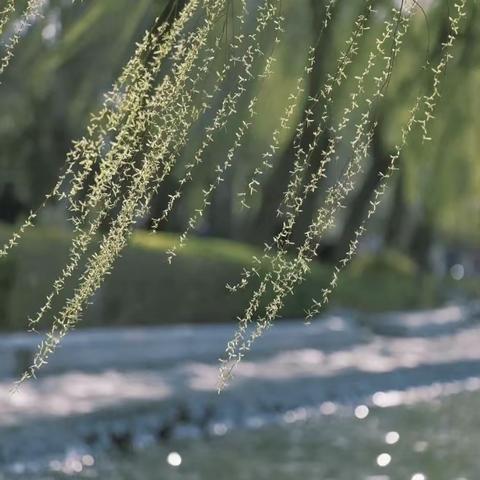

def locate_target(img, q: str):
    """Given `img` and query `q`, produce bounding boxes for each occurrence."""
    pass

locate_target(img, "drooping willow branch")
[0,0,470,388]
[218,0,469,388]
[0,0,47,77]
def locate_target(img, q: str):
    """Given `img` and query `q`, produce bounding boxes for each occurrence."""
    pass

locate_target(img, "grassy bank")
[0,225,457,331]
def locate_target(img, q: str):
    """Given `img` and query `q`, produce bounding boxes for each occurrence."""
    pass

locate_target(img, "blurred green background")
[0,0,479,331]
[1,3,480,480]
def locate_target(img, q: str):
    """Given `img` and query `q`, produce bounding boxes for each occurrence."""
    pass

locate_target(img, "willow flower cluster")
[0,0,47,76]
[0,0,469,388]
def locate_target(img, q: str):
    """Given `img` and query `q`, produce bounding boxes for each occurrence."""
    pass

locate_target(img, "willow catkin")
[0,0,203,260]
[26,0,212,328]
[19,0,241,383]
[0,0,47,77]
[237,0,339,212]
[27,0,228,332]
[278,6,412,246]
[162,3,285,261]
[305,0,469,320]
[0,0,467,387]
[65,0,205,215]
[219,1,431,388]
[0,0,16,38]
[17,0,231,331]
[0,0,49,253]
[219,0,468,389]
[239,6,415,348]
[228,1,377,293]
[148,0,279,236]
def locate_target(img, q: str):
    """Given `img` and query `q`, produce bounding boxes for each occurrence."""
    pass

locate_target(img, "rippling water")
[2,305,480,479]
[8,391,479,480]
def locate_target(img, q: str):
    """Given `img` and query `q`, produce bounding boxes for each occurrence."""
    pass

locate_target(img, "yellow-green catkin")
[219,0,467,390]
[0,0,46,77]
[26,0,209,331]
[228,0,376,294]
[305,0,469,320]
[1,0,203,261]
[19,0,243,384]
[0,0,16,38]
[148,0,279,234]
[163,2,285,262]
[2,0,467,389]
[237,0,338,212]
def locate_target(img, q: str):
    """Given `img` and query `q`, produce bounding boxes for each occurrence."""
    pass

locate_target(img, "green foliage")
[101,233,260,327]
[0,226,262,330]
[0,225,450,332]
[334,250,439,312]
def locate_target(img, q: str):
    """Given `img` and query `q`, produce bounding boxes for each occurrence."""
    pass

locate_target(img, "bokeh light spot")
[354,405,369,419]
[167,451,182,467]
[385,431,400,445]
[376,453,392,467]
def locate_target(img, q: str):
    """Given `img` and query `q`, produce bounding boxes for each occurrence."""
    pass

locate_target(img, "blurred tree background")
[0,0,479,330]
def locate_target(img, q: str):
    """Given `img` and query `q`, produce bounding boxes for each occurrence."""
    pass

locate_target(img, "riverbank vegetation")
[0,225,474,332]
